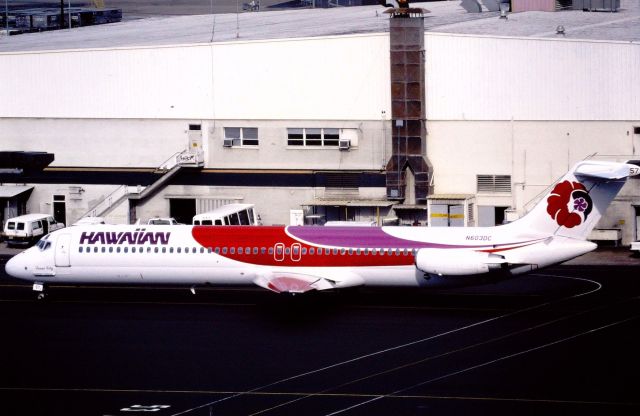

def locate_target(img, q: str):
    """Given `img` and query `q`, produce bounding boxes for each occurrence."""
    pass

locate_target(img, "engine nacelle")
[415,248,506,276]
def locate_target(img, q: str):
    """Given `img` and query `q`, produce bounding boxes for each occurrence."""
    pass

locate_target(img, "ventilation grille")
[477,175,511,193]
[326,173,359,189]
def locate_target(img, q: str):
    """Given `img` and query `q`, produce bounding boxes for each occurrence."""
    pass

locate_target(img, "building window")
[287,128,341,147]
[224,127,259,147]
[477,175,511,193]
[189,124,202,131]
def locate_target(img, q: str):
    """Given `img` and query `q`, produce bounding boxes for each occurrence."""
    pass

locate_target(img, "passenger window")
[238,247,244,254]
[147,247,151,253]
[348,249,353,255]
[177,247,182,253]
[260,247,266,254]
[17,223,25,231]
[276,247,282,255]
[170,247,174,253]
[309,248,315,255]
[79,247,83,253]
[154,247,159,253]
[340,249,346,255]
[253,247,258,255]
[285,247,290,255]
[184,247,189,254]
[201,248,206,253]
[117,247,121,253]
[268,247,274,254]
[194,220,200,225]
[109,247,114,253]
[215,247,220,254]
[302,248,307,255]
[332,249,338,255]
[101,247,106,253]
[230,247,236,254]
[124,247,128,253]
[192,247,197,253]
[214,220,222,225]
[222,247,228,254]
[162,247,166,253]
[94,247,98,253]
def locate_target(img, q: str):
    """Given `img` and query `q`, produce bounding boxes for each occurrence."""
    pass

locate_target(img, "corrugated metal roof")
[427,193,474,200]
[303,199,395,207]
[0,185,34,198]
[2,1,637,54]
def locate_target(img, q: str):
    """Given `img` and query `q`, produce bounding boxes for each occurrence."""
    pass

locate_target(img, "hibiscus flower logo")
[546,180,592,228]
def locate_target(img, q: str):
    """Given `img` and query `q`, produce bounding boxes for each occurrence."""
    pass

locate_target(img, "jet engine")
[415,248,507,276]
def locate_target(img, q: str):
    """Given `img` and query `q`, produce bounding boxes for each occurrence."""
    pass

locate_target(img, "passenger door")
[55,233,71,267]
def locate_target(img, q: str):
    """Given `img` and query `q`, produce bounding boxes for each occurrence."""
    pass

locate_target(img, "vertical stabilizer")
[508,161,638,240]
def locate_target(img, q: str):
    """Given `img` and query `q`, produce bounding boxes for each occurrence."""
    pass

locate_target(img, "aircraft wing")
[253,270,364,294]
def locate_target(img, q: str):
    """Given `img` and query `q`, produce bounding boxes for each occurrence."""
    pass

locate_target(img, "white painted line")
[172,274,602,416]
[324,314,639,416]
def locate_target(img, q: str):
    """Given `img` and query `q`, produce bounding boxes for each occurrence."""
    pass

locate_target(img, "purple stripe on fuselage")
[286,226,482,249]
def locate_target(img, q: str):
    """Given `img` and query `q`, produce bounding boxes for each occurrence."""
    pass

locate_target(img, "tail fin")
[510,161,639,240]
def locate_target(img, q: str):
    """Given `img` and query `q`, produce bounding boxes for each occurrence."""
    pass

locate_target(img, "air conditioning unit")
[223,139,234,147]
[338,139,350,150]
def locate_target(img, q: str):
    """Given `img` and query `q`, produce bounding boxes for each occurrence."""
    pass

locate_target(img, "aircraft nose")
[5,254,27,279]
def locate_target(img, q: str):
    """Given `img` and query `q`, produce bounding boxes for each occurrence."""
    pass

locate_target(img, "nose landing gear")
[33,282,47,300]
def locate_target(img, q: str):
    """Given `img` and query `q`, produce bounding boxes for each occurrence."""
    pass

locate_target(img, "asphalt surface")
[0,249,639,416]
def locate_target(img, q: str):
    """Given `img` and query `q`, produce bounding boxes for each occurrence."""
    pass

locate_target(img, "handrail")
[157,151,183,171]
[80,184,130,218]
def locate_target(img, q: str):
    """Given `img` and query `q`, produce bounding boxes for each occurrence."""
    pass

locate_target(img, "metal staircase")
[80,150,204,220]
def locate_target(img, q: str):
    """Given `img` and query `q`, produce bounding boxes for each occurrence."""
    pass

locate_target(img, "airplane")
[5,160,639,299]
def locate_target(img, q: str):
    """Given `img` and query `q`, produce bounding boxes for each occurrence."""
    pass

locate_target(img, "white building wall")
[425,33,640,121]
[1,119,193,167]
[0,34,391,121]
[1,45,215,119]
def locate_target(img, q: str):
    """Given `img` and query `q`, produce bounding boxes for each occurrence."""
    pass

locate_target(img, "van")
[3,214,65,247]
[193,204,257,226]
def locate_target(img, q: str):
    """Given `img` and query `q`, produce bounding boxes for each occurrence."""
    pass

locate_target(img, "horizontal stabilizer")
[574,161,639,180]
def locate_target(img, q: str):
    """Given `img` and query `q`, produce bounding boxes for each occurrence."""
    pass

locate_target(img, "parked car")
[147,217,180,225]
[73,216,106,226]
[3,214,65,247]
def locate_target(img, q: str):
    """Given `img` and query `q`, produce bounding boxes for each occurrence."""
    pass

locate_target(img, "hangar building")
[1,1,639,244]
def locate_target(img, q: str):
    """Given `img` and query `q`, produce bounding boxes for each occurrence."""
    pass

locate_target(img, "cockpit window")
[36,240,52,251]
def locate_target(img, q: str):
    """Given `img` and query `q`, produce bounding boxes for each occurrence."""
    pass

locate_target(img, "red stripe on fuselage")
[191,226,415,267]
